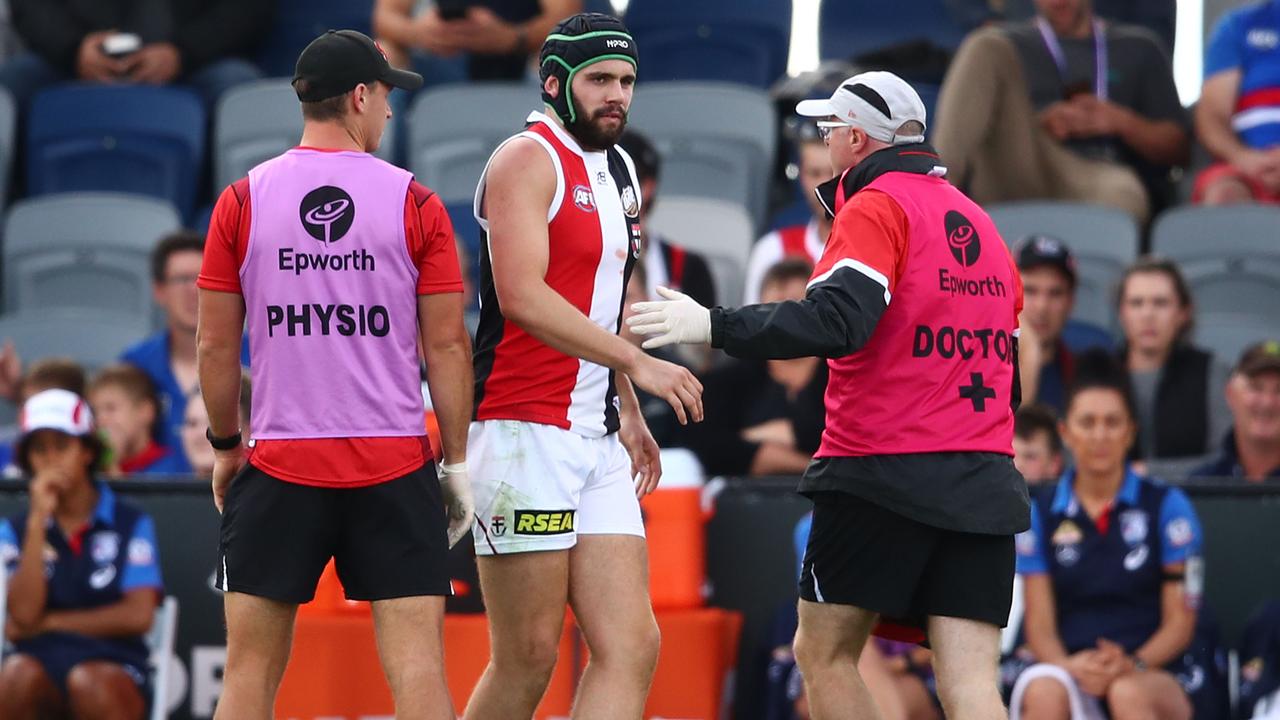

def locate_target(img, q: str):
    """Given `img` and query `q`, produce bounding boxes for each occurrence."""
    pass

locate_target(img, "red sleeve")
[811,189,910,296]
[197,178,251,294]
[405,181,464,295]
[1009,249,1024,331]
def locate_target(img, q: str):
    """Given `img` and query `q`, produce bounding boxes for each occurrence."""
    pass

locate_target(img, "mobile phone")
[437,0,470,20]
[101,32,142,59]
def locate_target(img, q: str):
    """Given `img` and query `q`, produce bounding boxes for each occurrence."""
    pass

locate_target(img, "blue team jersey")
[1204,0,1280,149]
[1015,467,1203,655]
[0,483,164,671]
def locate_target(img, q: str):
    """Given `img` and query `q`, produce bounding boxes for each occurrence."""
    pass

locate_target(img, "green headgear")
[539,13,638,125]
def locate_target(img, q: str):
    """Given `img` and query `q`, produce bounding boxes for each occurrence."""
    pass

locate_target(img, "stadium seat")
[1194,312,1280,368]
[26,85,205,220]
[405,83,541,204]
[0,309,153,372]
[256,0,375,78]
[648,196,755,264]
[819,0,968,61]
[627,82,776,230]
[1150,205,1280,263]
[147,597,179,720]
[214,79,397,193]
[623,0,791,88]
[3,193,182,317]
[985,201,1140,331]
[0,88,14,215]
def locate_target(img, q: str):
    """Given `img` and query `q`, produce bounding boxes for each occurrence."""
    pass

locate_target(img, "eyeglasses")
[816,120,856,140]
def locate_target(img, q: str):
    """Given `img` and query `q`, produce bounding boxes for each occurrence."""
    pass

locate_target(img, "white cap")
[795,71,927,145]
[20,388,94,439]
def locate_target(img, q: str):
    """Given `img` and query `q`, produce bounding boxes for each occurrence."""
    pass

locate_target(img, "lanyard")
[1036,16,1108,101]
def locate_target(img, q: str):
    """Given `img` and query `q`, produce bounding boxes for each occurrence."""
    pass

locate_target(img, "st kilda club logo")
[944,210,981,267]
[300,186,356,245]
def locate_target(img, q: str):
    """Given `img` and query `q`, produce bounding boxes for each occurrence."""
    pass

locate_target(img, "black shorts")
[798,492,1015,629]
[217,462,451,603]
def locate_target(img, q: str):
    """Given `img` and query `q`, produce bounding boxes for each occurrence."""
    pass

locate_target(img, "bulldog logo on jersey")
[300,186,356,244]
[572,184,596,213]
[621,186,639,218]
[944,210,981,267]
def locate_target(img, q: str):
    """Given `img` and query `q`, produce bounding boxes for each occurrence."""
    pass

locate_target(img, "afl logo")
[300,186,356,245]
[944,210,981,267]
[572,184,596,213]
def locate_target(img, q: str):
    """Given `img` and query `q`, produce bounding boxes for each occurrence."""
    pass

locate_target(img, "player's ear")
[544,75,560,100]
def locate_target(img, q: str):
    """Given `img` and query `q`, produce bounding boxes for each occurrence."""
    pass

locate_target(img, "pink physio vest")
[818,171,1019,458]
[241,149,424,440]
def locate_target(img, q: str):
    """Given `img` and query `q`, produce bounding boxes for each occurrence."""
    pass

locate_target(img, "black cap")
[1015,234,1077,287]
[293,30,423,103]
[1237,341,1280,377]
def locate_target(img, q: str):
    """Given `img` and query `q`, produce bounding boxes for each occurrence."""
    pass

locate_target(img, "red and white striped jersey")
[472,112,643,437]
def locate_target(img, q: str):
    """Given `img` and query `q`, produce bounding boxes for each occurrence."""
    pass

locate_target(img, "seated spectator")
[1116,256,1230,460]
[684,260,826,477]
[0,389,162,720]
[87,364,183,476]
[934,0,1188,221]
[1,0,271,109]
[123,232,248,475]
[616,129,717,308]
[1011,362,1200,720]
[181,375,252,480]
[999,0,1177,57]
[1193,341,1280,481]
[0,358,88,478]
[373,0,580,87]
[1193,0,1280,205]
[744,125,831,305]
[1014,403,1064,484]
[1015,236,1112,414]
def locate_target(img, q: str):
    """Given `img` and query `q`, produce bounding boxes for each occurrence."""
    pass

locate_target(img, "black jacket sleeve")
[709,265,890,360]
[172,0,275,71]
[11,0,88,73]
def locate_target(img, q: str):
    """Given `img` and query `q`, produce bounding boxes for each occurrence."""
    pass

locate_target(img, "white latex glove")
[438,461,475,549]
[626,286,712,349]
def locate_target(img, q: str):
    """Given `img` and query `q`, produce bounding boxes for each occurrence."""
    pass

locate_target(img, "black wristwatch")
[206,427,243,451]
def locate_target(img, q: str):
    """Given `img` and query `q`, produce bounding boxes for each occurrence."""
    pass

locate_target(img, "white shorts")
[468,420,645,556]
[1008,663,1107,720]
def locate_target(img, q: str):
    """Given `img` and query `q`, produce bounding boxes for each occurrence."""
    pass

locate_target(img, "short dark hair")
[151,231,205,284]
[761,258,814,295]
[300,93,349,122]
[16,429,104,479]
[1116,255,1195,343]
[1014,403,1062,454]
[1065,349,1138,423]
[89,363,162,441]
[21,357,87,401]
[617,129,661,184]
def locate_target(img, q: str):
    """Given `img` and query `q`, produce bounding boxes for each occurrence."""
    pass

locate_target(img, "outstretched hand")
[626,287,712,349]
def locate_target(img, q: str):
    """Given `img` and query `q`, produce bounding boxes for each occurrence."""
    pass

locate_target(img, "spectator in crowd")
[0,357,88,477]
[0,389,163,720]
[1011,359,1200,720]
[122,232,248,475]
[999,0,1177,56]
[180,374,251,480]
[1,0,272,109]
[1193,341,1280,481]
[1014,403,1064,484]
[1016,236,1112,414]
[1193,0,1280,205]
[684,260,826,477]
[934,0,1188,221]
[1116,256,1230,461]
[87,363,183,476]
[373,0,581,86]
[617,129,717,308]
[744,124,831,305]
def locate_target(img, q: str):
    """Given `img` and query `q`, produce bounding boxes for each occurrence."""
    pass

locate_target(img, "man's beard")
[567,97,627,150]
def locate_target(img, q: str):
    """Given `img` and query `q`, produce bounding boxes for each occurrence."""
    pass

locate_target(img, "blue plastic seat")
[624,0,792,88]
[26,84,205,220]
[820,0,967,61]
[256,0,375,77]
